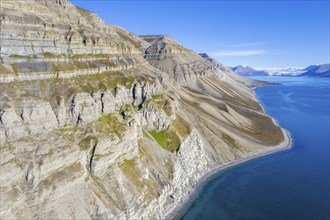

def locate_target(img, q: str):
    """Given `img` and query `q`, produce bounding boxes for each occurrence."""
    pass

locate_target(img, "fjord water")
[177,76,330,220]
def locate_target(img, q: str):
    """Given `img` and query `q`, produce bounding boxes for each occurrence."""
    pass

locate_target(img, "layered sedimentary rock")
[0,0,149,83]
[0,0,142,56]
[142,35,216,86]
[0,1,287,219]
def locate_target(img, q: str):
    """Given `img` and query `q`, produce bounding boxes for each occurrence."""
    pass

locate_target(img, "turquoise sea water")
[176,76,330,220]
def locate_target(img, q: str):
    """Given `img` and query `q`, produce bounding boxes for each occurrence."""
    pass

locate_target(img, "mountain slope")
[0,1,288,219]
[141,35,216,86]
[300,64,330,77]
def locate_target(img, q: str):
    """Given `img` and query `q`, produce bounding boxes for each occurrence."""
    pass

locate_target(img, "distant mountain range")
[231,65,268,76]
[231,64,330,77]
[300,64,330,77]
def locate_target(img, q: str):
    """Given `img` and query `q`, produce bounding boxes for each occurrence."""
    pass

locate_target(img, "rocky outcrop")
[20,100,59,134]
[0,79,168,144]
[142,35,217,86]
[127,129,211,219]
[0,101,58,144]
[0,108,28,142]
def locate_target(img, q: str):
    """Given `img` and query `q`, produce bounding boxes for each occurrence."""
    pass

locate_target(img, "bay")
[176,76,330,220]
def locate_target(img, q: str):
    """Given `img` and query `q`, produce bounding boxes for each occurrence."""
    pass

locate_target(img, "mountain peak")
[231,65,268,76]
[301,63,330,77]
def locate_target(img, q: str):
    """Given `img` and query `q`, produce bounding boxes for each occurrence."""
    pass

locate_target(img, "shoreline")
[164,127,292,220]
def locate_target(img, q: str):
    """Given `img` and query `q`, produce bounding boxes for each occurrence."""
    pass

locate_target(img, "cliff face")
[0,0,147,83]
[142,35,215,86]
[0,1,286,219]
[0,0,143,56]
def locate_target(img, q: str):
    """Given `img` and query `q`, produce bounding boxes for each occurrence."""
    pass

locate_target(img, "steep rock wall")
[0,79,170,144]
[0,0,142,57]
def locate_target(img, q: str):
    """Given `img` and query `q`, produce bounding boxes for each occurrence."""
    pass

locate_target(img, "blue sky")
[71,0,329,68]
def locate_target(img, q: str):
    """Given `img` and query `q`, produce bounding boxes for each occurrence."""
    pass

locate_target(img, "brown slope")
[143,34,285,158]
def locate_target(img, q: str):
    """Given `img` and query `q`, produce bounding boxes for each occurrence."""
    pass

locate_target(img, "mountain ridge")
[231,64,330,77]
[300,63,330,77]
[231,65,268,76]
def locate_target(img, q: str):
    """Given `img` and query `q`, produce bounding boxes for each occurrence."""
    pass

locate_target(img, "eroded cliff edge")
[0,1,288,219]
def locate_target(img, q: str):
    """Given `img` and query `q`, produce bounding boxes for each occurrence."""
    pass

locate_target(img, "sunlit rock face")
[0,0,286,219]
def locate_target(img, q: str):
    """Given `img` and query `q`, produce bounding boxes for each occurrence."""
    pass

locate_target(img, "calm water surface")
[177,76,329,220]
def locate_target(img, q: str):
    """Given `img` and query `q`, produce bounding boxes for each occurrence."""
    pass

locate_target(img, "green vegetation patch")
[54,71,134,97]
[43,52,59,58]
[93,154,103,161]
[79,135,98,151]
[97,59,116,67]
[73,60,98,69]
[119,158,144,189]
[119,157,159,200]
[138,141,145,157]
[142,129,153,140]
[9,54,30,59]
[0,64,14,75]
[164,105,173,117]
[97,113,127,139]
[11,63,19,74]
[143,94,173,116]
[67,71,135,94]
[0,71,137,111]
[172,115,191,138]
[133,105,140,111]
[37,162,82,188]
[120,104,135,120]
[149,129,181,153]
[144,94,164,105]
[71,54,110,59]
[51,62,77,73]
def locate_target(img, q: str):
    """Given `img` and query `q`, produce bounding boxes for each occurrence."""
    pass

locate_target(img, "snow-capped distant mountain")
[231,65,268,76]
[300,64,330,77]
[231,64,330,77]
[255,67,306,76]
[303,65,318,71]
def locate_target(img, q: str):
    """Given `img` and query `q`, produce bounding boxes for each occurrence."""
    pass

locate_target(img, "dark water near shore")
[176,76,330,220]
